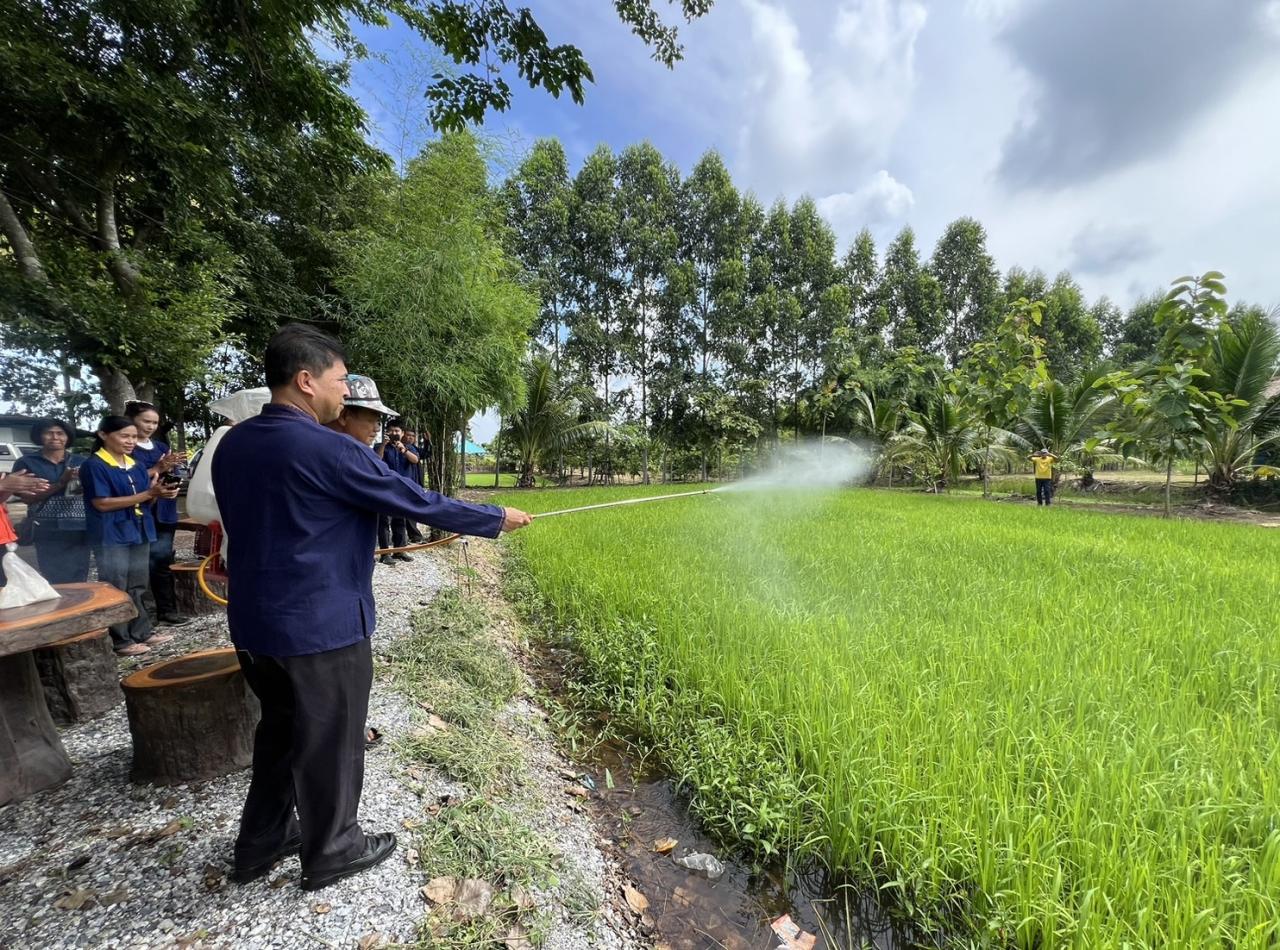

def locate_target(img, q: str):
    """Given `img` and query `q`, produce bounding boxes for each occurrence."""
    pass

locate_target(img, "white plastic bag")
[0,543,60,609]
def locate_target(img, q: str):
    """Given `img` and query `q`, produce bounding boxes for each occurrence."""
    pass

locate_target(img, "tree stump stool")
[170,563,225,617]
[33,627,123,725]
[122,648,260,785]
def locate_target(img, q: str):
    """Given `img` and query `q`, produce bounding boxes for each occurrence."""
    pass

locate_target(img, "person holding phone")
[80,415,181,655]
[373,421,418,565]
[127,401,193,626]
[12,418,90,583]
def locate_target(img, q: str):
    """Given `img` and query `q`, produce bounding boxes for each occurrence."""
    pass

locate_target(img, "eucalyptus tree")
[879,227,943,354]
[502,139,575,369]
[931,217,1002,368]
[616,143,680,483]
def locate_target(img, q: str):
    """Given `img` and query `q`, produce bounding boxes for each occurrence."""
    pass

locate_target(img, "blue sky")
[339,0,1280,440]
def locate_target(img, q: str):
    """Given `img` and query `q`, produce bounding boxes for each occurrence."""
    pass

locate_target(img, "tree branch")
[95,165,143,297]
[0,187,49,284]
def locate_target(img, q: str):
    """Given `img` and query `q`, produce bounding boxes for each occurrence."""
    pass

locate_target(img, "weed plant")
[503,485,1280,948]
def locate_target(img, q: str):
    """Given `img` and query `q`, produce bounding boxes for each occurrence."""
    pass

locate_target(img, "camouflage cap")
[344,374,398,417]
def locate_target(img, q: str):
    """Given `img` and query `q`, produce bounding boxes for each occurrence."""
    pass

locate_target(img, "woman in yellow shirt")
[1030,449,1058,506]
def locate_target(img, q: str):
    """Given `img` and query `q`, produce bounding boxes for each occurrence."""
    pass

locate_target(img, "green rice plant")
[501,484,1280,948]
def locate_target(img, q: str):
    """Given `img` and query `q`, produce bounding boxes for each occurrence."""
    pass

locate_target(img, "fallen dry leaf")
[153,819,183,840]
[565,785,589,799]
[509,884,535,912]
[311,901,331,915]
[53,888,98,911]
[269,876,290,889]
[558,768,578,781]
[405,848,420,866]
[357,932,383,950]
[452,878,494,921]
[504,922,534,949]
[622,884,649,915]
[100,887,130,907]
[421,876,457,904]
[652,837,678,855]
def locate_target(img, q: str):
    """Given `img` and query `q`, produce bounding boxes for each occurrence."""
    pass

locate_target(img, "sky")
[341,0,1280,440]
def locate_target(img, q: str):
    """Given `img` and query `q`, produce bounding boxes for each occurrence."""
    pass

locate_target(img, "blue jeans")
[95,542,154,647]
[33,531,90,584]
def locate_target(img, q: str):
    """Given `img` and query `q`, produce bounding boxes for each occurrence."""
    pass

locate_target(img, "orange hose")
[196,534,464,606]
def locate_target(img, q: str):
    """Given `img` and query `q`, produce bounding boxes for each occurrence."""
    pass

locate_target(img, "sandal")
[144,632,175,646]
[115,643,151,657]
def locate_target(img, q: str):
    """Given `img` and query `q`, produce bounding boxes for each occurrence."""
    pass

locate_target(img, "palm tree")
[1018,368,1123,484]
[503,356,611,488]
[851,387,904,485]
[1197,309,1280,490]
[887,388,1016,491]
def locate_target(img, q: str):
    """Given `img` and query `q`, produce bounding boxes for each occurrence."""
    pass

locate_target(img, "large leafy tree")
[1101,272,1243,515]
[338,132,536,497]
[931,217,1002,368]
[1018,369,1121,483]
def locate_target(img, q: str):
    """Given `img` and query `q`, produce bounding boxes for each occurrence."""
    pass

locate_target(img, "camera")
[387,434,401,444]
[160,471,182,487]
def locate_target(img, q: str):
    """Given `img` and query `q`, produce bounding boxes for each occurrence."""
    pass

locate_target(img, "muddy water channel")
[578,738,935,949]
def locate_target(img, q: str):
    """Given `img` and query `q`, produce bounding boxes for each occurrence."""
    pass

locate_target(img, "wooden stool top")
[122,647,240,690]
[0,584,135,658]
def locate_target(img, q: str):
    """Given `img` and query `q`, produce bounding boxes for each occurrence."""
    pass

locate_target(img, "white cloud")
[817,170,915,239]
[734,0,927,197]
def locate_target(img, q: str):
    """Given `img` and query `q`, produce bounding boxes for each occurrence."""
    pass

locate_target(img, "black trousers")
[234,638,372,873]
[1035,478,1054,506]
[377,514,407,550]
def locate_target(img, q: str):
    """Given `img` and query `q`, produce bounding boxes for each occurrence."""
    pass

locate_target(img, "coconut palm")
[850,386,904,484]
[887,388,1018,491]
[1197,309,1280,490]
[503,356,612,487]
[1018,368,1123,483]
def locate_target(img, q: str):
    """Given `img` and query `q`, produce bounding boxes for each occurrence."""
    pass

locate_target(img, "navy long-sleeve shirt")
[211,403,505,656]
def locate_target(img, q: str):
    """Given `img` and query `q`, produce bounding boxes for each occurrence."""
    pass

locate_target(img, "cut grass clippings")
[501,484,1280,948]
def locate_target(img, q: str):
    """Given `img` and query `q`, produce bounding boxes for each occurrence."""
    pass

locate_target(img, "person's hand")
[1,471,50,495]
[500,507,532,533]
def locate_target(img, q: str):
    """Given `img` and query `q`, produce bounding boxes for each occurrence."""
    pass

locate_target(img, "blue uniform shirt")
[132,440,179,524]
[14,452,89,538]
[212,404,505,657]
[79,452,157,546]
[376,442,414,477]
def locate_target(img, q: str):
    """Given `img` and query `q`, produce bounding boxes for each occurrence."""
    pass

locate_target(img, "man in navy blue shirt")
[212,324,531,891]
[373,421,418,564]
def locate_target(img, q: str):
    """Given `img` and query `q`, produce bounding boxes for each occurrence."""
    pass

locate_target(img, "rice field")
[503,485,1280,948]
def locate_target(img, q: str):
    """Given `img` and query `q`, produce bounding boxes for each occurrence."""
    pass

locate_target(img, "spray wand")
[532,487,722,519]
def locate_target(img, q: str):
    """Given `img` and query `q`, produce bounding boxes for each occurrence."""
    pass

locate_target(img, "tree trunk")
[494,422,502,488]
[1164,438,1174,518]
[95,364,138,415]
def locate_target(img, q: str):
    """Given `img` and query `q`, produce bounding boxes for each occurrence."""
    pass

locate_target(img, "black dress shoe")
[158,612,194,626]
[231,831,302,884]
[379,554,396,566]
[392,552,413,562]
[300,832,397,891]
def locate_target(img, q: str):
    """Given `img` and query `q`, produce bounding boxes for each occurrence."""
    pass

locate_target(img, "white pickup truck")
[0,442,38,475]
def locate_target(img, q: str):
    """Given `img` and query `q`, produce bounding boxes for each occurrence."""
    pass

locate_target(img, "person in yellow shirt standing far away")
[1030,448,1058,506]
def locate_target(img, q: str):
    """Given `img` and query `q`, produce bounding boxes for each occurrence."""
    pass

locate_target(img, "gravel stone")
[0,542,633,949]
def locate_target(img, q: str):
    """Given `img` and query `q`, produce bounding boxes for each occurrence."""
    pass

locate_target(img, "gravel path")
[0,544,634,950]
